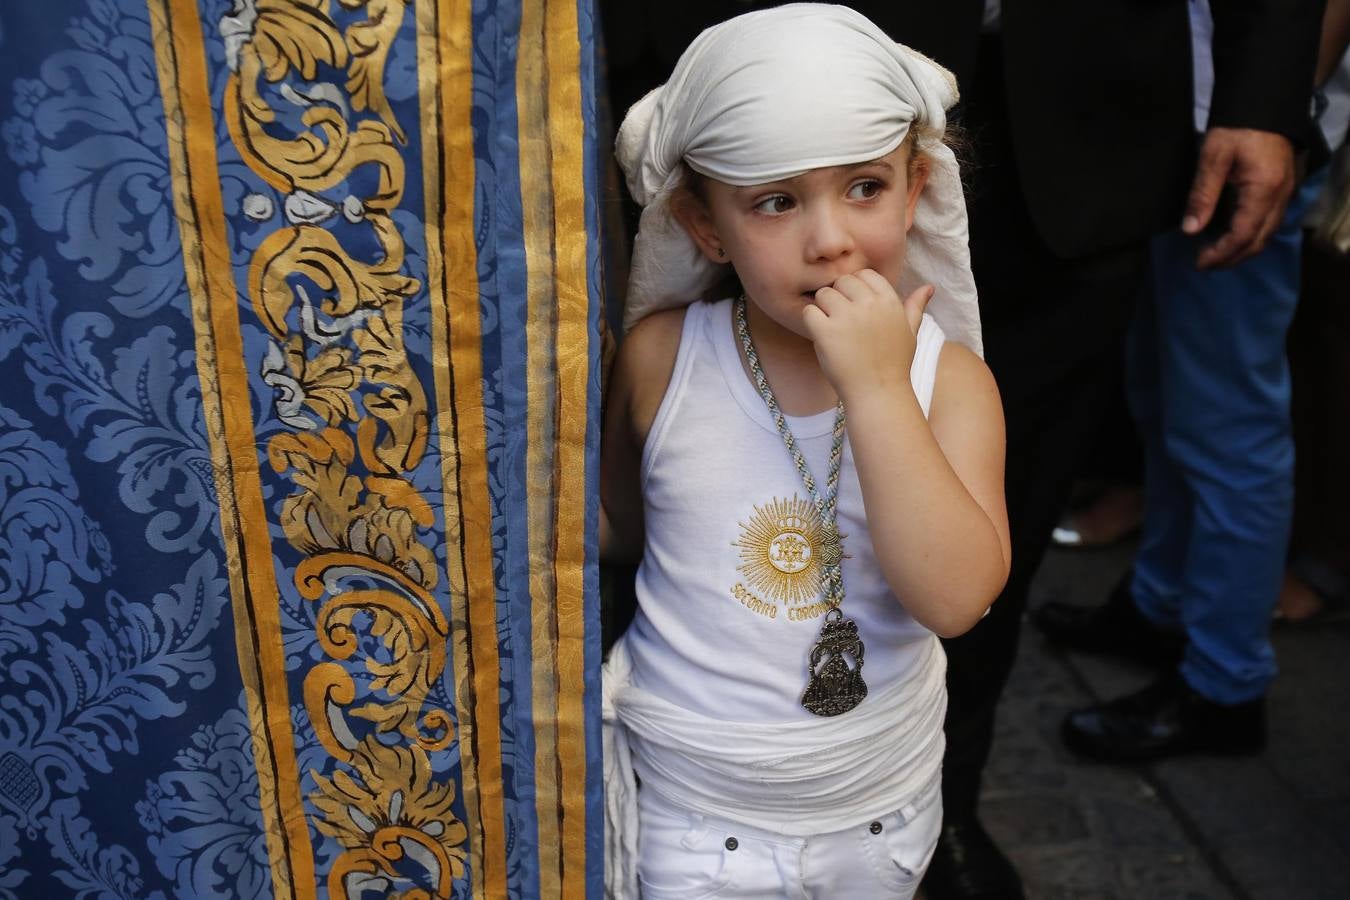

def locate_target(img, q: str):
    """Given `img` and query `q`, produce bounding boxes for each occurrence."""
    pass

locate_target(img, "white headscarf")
[615,3,982,356]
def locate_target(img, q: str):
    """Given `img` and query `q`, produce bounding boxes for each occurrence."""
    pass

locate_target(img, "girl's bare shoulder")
[929,341,1002,438]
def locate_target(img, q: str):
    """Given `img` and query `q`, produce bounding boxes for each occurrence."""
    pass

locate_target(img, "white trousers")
[635,786,942,899]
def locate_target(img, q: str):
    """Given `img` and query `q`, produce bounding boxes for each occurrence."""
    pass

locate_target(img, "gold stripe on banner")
[543,1,592,896]
[147,1,315,897]
[417,2,507,898]
[413,4,485,893]
[517,1,565,897]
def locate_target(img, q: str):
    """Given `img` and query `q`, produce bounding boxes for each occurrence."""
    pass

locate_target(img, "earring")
[717,247,726,259]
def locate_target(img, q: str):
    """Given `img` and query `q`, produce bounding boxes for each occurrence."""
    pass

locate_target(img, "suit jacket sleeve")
[1208,0,1325,142]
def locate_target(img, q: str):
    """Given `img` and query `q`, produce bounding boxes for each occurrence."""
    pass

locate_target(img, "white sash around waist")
[602,633,946,899]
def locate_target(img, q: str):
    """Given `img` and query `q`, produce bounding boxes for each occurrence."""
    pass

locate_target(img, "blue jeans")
[1127,175,1323,704]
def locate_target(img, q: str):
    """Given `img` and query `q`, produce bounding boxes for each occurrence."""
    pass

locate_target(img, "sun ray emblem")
[733,496,829,605]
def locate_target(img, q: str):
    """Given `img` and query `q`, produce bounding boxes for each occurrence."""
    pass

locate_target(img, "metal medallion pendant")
[801,607,868,716]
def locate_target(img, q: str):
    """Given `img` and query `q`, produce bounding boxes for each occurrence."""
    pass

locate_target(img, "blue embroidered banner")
[0,1,602,897]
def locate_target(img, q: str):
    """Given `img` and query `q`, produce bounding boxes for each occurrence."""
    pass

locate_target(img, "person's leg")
[1030,277,1191,666]
[1052,344,1144,550]
[805,798,943,899]
[942,260,1140,807]
[927,36,1145,900]
[1126,259,1190,629]
[635,789,791,898]
[938,34,1144,824]
[1058,188,1313,762]
[1281,171,1350,621]
[1150,200,1307,703]
[636,787,943,900]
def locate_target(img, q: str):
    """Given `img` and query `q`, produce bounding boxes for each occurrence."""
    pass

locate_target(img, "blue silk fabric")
[0,1,603,897]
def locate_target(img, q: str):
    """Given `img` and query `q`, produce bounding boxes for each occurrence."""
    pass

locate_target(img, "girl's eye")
[753,194,794,215]
[848,179,884,200]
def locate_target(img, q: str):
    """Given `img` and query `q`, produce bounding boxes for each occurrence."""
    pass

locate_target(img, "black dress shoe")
[1062,674,1266,763]
[1031,571,1184,666]
[921,817,1025,900]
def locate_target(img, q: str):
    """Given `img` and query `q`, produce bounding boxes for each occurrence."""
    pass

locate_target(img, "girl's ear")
[904,155,931,232]
[671,189,727,263]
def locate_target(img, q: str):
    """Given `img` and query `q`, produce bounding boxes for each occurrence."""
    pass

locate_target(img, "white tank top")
[626,298,948,721]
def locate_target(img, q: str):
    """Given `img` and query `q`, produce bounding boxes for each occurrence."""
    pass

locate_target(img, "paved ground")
[976,542,1350,900]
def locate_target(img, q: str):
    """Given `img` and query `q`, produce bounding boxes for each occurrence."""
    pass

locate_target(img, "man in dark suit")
[601,2,1324,897]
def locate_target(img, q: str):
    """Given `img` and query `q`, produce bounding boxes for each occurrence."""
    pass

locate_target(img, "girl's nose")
[804,203,854,261]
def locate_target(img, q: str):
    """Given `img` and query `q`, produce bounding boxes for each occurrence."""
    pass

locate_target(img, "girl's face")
[678,143,928,342]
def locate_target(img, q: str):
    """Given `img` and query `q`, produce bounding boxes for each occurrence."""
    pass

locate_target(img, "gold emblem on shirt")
[732,495,836,617]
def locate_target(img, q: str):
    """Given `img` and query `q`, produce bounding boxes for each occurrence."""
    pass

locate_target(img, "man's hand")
[1182,127,1295,270]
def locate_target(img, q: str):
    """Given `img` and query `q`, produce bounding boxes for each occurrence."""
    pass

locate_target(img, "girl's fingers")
[801,300,829,337]
[855,268,894,299]
[819,276,859,309]
[902,284,935,332]
[812,285,847,315]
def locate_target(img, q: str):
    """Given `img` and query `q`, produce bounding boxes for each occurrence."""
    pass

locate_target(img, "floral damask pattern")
[0,1,264,894]
[1,0,602,895]
[0,404,112,635]
[6,1,254,321]
[138,714,273,899]
[40,799,167,900]
[137,700,340,900]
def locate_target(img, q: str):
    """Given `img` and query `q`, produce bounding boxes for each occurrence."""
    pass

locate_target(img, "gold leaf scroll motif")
[339,0,411,143]
[311,736,468,898]
[223,0,462,895]
[250,204,416,339]
[226,1,351,193]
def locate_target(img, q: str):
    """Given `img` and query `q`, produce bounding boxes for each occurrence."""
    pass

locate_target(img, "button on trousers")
[634,786,942,899]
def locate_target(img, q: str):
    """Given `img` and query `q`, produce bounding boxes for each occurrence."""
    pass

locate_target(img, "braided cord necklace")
[735,296,868,717]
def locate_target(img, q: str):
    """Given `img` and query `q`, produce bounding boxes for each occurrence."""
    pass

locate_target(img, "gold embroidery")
[310,736,468,897]
[733,496,832,611]
[415,0,505,890]
[220,1,464,896]
[788,600,835,622]
[731,583,778,619]
[150,0,318,893]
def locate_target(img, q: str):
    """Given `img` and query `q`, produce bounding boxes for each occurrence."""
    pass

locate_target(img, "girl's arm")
[600,344,646,564]
[806,271,1010,638]
[599,308,685,564]
[845,341,1009,638]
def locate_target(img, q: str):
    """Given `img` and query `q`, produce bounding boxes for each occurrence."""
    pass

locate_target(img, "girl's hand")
[802,269,934,403]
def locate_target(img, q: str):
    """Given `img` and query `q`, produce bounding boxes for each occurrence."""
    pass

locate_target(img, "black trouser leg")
[940,267,1141,816]
[939,36,1147,820]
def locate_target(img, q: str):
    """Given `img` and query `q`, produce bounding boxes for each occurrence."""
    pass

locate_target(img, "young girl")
[600,6,1010,898]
